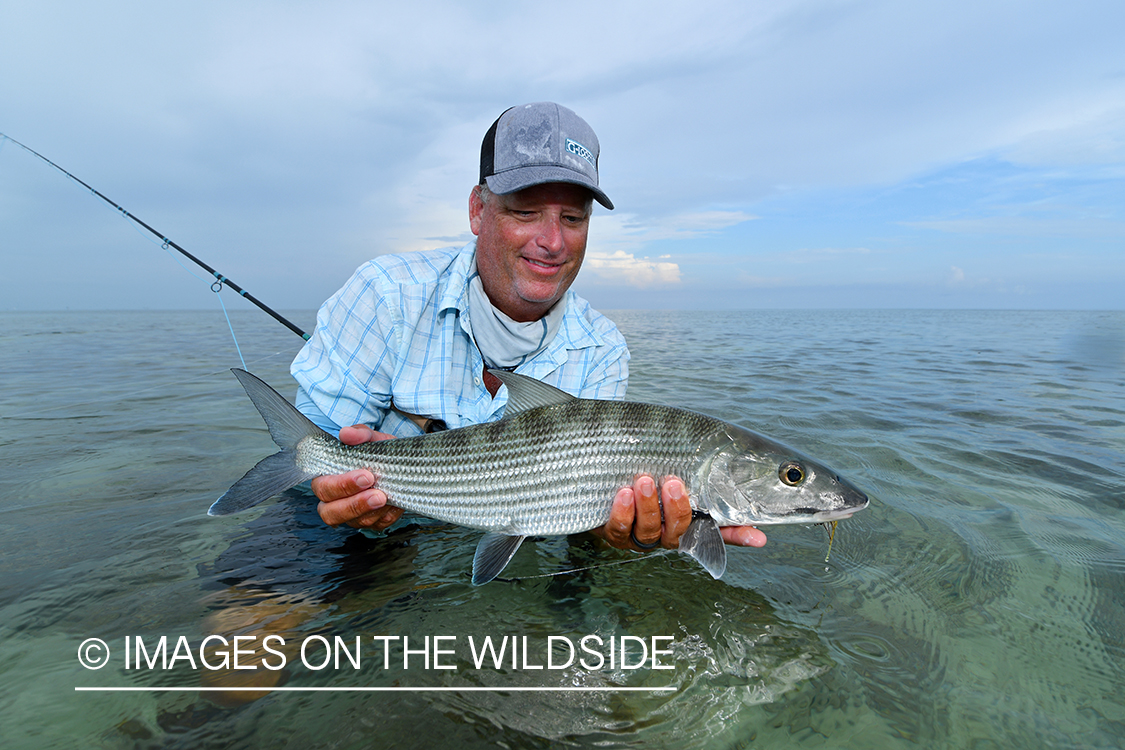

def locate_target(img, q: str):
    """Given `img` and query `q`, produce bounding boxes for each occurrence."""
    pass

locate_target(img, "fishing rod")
[0,132,310,341]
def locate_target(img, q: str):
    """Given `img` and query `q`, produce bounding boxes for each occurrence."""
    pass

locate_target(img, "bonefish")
[211,369,869,584]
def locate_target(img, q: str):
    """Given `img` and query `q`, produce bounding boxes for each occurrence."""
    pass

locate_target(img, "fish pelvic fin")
[472,532,527,585]
[678,512,727,579]
[208,369,323,516]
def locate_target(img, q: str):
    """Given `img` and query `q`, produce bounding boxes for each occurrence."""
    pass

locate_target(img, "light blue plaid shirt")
[291,241,630,437]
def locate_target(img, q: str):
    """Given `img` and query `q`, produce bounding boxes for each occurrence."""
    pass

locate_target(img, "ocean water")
[1,308,1123,749]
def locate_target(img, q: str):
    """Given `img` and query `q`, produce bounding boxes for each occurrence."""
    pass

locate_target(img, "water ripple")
[3,310,1124,749]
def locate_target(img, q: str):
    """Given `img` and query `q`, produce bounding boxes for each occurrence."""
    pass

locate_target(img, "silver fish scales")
[295,398,721,536]
[211,369,869,584]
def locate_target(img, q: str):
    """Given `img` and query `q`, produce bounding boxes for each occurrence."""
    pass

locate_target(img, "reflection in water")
[185,495,842,747]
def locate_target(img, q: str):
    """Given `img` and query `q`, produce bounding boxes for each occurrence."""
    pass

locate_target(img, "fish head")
[698,424,869,526]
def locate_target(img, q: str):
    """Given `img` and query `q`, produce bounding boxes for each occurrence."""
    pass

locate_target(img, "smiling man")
[290,102,766,554]
[470,181,591,324]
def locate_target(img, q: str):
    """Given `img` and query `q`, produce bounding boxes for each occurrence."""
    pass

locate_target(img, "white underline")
[75,686,675,693]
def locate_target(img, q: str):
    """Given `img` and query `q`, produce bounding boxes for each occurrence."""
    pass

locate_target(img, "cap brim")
[486,166,614,210]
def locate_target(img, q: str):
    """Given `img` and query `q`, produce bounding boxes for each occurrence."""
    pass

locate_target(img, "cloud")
[734,272,794,289]
[1003,98,1125,169]
[578,209,754,288]
[905,216,1125,238]
[778,246,874,263]
[584,250,682,288]
[591,210,756,254]
[1,0,1123,310]
[732,249,874,288]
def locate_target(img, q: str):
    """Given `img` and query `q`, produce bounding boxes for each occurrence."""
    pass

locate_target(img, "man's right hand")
[310,425,404,530]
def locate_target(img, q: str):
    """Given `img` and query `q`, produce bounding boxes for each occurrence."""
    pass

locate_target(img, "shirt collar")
[442,239,605,358]
[439,240,478,314]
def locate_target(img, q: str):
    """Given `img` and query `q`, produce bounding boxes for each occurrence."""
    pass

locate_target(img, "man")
[291,102,766,553]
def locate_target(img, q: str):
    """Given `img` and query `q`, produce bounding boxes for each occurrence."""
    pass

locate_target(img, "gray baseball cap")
[479,102,613,210]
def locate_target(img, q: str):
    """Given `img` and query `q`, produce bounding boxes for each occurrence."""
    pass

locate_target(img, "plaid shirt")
[291,241,630,437]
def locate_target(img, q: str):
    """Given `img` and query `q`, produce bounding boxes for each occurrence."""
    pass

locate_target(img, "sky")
[1,0,1123,312]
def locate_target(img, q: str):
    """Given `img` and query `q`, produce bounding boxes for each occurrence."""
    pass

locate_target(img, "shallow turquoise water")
[1,309,1123,749]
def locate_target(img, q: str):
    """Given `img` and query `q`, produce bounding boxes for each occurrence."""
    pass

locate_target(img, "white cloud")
[2,0,1123,310]
[578,209,754,288]
[585,251,682,288]
[735,272,794,288]
[779,247,873,263]
[590,210,755,254]
[906,216,1125,238]
[1003,98,1125,169]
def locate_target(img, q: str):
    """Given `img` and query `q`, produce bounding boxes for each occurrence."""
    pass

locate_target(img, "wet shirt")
[290,241,630,437]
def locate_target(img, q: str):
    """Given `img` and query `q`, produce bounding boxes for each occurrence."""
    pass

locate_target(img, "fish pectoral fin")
[471,533,527,585]
[678,513,727,580]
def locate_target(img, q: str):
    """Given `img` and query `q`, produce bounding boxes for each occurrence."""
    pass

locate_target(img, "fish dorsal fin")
[678,512,727,579]
[472,532,527,585]
[487,370,576,415]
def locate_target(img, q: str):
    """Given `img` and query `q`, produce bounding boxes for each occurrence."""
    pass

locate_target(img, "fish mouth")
[810,500,869,523]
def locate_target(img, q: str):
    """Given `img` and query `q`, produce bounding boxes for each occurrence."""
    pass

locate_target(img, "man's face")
[469,182,592,322]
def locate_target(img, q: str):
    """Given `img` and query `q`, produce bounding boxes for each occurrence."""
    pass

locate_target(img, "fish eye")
[779,461,806,486]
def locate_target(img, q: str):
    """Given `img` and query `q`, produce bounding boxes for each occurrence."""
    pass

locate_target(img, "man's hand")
[313,434,769,549]
[310,424,403,530]
[591,474,767,550]
[719,525,767,547]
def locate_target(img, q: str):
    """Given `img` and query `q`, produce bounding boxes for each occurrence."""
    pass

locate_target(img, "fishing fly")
[820,520,839,562]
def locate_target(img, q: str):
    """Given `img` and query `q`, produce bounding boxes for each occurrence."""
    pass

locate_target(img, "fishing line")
[0,132,311,347]
[115,206,249,369]
[496,552,668,583]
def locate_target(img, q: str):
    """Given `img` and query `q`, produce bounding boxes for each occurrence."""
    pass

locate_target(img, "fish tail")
[207,369,323,516]
[230,368,327,452]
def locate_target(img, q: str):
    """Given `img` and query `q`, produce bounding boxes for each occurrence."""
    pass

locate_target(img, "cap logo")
[565,138,595,168]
